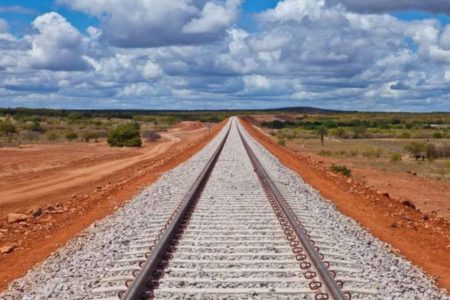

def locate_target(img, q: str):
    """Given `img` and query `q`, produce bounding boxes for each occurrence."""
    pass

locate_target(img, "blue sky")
[0,0,450,111]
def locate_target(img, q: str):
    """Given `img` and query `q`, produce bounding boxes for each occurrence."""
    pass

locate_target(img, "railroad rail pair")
[97,118,351,300]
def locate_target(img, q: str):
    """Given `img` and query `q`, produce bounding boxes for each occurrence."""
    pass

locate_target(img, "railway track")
[92,118,377,300]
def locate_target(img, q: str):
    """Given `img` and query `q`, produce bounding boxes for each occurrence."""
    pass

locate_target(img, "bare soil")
[241,117,450,291]
[0,121,225,291]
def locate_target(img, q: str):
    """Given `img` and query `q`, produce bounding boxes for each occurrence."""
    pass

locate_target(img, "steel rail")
[121,123,231,300]
[237,122,348,300]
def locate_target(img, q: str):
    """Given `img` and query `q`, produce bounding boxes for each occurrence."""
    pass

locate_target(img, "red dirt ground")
[0,121,225,291]
[240,117,450,291]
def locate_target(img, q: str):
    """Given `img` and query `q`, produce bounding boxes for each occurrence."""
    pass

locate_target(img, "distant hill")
[264,106,349,114]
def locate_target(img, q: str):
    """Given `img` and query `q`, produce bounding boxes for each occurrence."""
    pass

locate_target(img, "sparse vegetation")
[278,137,286,146]
[330,164,352,177]
[82,131,101,143]
[30,120,45,133]
[0,120,17,136]
[0,108,233,146]
[65,132,78,141]
[390,153,402,163]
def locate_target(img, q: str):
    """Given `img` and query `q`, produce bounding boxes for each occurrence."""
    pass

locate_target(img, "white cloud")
[244,75,271,91]
[183,0,241,34]
[28,12,90,71]
[259,0,325,23]
[59,0,241,47]
[2,0,450,111]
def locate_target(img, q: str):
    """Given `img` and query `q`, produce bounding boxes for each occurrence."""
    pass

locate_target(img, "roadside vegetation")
[0,108,235,147]
[259,112,450,181]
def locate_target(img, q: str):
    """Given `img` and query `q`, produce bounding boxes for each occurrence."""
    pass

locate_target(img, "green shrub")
[107,123,142,147]
[400,132,411,139]
[278,137,286,146]
[0,120,17,136]
[351,126,367,138]
[65,132,78,141]
[67,112,83,121]
[330,164,352,177]
[262,120,286,129]
[30,120,45,132]
[433,132,443,139]
[390,153,402,163]
[334,127,346,138]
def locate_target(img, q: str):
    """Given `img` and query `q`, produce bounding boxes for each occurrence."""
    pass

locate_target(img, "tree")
[404,141,426,160]
[107,122,142,147]
[0,120,17,136]
[316,126,328,146]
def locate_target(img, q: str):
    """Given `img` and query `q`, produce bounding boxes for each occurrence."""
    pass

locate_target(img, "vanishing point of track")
[93,118,369,300]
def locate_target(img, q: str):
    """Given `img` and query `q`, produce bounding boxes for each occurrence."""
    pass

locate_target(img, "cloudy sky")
[0,0,450,111]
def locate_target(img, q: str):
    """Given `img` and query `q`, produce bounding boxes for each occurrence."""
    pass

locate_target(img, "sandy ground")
[0,121,225,291]
[282,148,450,221]
[241,117,450,291]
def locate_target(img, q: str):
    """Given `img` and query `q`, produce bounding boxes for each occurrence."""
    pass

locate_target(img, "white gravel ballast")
[1,118,448,300]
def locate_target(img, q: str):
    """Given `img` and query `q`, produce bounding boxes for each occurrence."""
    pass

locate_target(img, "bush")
[47,132,59,141]
[334,127,346,138]
[21,130,40,141]
[400,132,411,139]
[143,131,161,142]
[278,137,286,146]
[330,164,352,177]
[433,132,443,139]
[352,126,367,138]
[0,120,17,136]
[65,132,78,141]
[30,120,45,132]
[425,143,438,159]
[82,131,100,142]
[390,153,402,163]
[362,147,383,159]
[438,144,450,158]
[67,112,83,121]
[107,123,142,147]
[262,120,286,129]
[404,141,426,156]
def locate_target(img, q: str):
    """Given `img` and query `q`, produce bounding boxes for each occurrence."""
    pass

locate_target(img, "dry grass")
[290,138,450,182]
